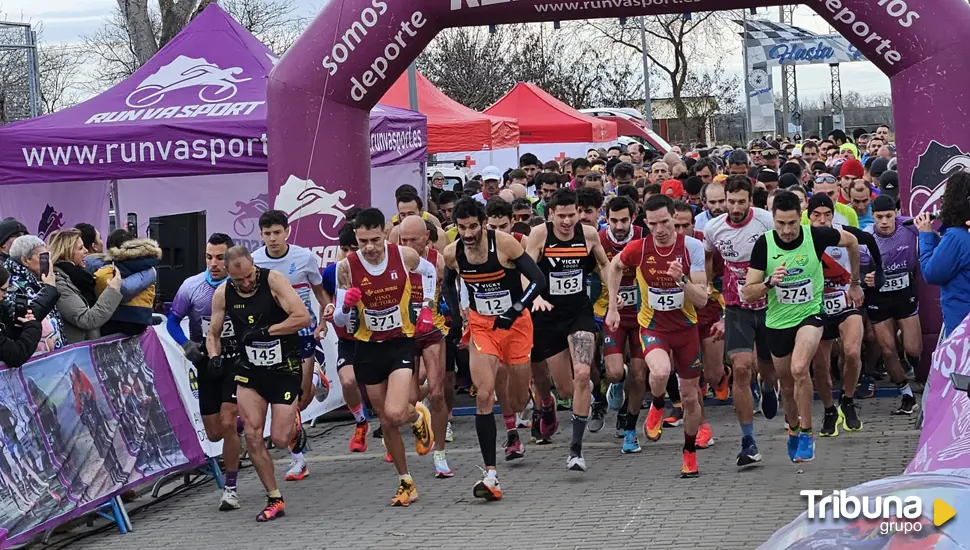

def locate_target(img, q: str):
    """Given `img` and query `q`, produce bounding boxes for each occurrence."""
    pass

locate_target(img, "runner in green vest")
[741,191,863,464]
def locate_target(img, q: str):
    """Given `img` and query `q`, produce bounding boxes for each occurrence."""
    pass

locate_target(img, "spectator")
[94,230,162,337]
[0,265,44,367]
[50,229,124,344]
[74,222,104,254]
[0,218,27,264]
[916,172,970,338]
[5,235,64,352]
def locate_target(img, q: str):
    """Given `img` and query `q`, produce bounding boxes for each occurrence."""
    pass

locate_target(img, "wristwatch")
[678,275,689,288]
[764,279,774,290]
[512,302,525,313]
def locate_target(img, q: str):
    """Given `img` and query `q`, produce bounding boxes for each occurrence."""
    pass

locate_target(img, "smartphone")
[39,252,50,277]
[14,294,28,320]
[951,373,970,392]
[126,213,138,236]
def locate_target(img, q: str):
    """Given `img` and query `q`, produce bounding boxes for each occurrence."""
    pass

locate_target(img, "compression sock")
[476,414,497,468]
[503,414,517,432]
[625,410,640,431]
[898,381,914,397]
[225,471,238,489]
[684,432,697,453]
[652,394,666,411]
[571,414,588,452]
[349,403,367,423]
[741,422,755,441]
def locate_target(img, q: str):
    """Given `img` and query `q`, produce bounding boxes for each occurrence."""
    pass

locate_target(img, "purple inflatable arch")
[267,0,970,253]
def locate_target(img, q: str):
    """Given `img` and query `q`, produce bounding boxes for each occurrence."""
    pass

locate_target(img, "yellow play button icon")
[934,499,956,527]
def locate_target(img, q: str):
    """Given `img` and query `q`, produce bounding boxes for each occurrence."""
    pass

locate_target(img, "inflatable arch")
[267,0,970,253]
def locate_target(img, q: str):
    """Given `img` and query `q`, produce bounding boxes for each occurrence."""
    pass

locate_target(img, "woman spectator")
[50,229,123,344]
[917,172,970,338]
[4,236,64,352]
[0,265,44,367]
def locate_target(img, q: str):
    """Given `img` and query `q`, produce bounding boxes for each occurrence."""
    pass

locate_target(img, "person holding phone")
[0,265,44,367]
[2,235,64,353]
[49,229,123,344]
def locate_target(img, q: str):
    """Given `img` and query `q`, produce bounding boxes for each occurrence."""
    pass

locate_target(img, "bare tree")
[37,45,86,113]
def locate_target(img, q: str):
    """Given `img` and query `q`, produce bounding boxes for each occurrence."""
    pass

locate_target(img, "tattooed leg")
[568,331,595,417]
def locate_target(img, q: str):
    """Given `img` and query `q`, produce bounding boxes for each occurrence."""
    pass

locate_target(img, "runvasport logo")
[451,0,514,10]
[909,140,970,216]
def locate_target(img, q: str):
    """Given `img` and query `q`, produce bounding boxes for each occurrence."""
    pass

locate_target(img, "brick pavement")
[64,397,919,550]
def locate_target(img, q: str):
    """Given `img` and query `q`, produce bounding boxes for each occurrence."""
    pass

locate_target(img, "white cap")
[481,165,503,182]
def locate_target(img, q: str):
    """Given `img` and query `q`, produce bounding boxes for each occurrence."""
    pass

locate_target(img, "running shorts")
[353,338,416,386]
[299,335,316,360]
[724,306,772,363]
[415,328,445,352]
[196,356,237,416]
[865,292,919,325]
[822,309,862,341]
[468,309,533,365]
[234,366,302,406]
[336,338,356,370]
[602,317,643,359]
[640,326,703,379]
[531,304,598,363]
[766,314,825,359]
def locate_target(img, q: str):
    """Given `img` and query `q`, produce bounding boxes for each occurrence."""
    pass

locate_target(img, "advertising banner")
[0,330,204,548]
[0,180,111,242]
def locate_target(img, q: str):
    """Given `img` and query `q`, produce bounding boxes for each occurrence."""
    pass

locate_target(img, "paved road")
[66,397,919,550]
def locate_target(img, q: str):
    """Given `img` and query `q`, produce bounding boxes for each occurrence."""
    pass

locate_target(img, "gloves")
[874,268,886,291]
[493,304,523,331]
[182,341,204,364]
[414,306,434,336]
[343,287,362,311]
[242,327,270,347]
[208,355,224,379]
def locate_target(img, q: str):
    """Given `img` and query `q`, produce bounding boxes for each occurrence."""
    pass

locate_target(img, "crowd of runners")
[171,129,937,521]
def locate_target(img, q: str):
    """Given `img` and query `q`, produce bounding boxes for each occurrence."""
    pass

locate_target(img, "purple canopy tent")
[0,3,427,258]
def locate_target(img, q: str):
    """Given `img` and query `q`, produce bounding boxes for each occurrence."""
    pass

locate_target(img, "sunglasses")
[514,213,531,222]
[815,174,837,184]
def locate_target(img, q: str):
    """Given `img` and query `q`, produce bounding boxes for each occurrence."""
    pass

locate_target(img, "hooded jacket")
[93,238,162,331]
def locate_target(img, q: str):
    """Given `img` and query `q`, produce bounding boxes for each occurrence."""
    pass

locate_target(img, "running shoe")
[760,380,778,419]
[433,451,454,478]
[787,429,799,462]
[680,450,699,478]
[736,436,762,468]
[621,430,641,454]
[531,408,544,443]
[696,423,714,449]
[445,421,455,443]
[557,396,572,411]
[855,375,875,399]
[373,425,383,439]
[714,367,731,401]
[313,366,330,402]
[893,394,919,415]
[663,404,683,427]
[472,469,502,501]
[219,486,240,511]
[413,402,434,455]
[256,497,285,522]
[516,410,531,428]
[284,455,308,481]
[505,433,525,461]
[349,420,368,453]
[606,382,624,410]
[615,411,627,439]
[793,432,815,463]
[819,407,840,437]
[381,438,392,463]
[840,398,863,431]
[588,402,607,433]
[539,407,559,440]
[644,404,663,442]
[391,479,418,507]
[567,453,587,472]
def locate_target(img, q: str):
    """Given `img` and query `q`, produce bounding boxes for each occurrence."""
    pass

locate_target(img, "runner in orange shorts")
[442,198,546,502]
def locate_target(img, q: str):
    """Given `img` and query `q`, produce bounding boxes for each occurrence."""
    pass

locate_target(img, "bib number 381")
[880,273,910,293]
[246,340,282,367]
[549,270,583,295]
[777,280,812,305]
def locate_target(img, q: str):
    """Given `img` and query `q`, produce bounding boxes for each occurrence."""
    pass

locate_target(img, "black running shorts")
[353,337,416,386]
[234,366,302,405]
[530,304,598,363]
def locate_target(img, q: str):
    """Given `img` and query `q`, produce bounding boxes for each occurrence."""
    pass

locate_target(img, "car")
[427,163,467,191]
[580,108,673,155]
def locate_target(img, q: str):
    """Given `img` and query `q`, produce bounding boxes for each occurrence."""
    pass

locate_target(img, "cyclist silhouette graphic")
[275,175,354,240]
[125,56,251,108]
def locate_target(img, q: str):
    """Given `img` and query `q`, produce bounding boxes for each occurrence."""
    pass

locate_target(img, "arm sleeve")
[686,237,705,273]
[332,289,352,327]
[844,226,882,270]
[512,253,547,307]
[121,268,157,301]
[166,313,188,345]
[919,230,956,286]
[0,322,41,368]
[166,281,192,345]
[749,235,768,271]
[413,257,438,304]
[442,268,462,326]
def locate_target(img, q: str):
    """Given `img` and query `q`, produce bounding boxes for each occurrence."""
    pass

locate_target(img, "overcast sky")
[2,1,891,105]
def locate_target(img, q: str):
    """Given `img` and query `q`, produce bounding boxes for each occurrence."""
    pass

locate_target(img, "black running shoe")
[818,407,840,438]
[840,397,863,431]
[893,394,919,415]
[531,408,543,443]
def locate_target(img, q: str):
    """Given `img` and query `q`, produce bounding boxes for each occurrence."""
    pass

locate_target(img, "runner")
[207,246,311,522]
[332,208,437,507]
[252,210,327,482]
[702,175,777,468]
[594,196,647,453]
[398,216,454,478]
[863,195,923,415]
[806,194,884,436]
[743,191,864,463]
[526,188,610,471]
[576,187,609,431]
[606,195,709,478]
[441,198,545,501]
[167,233,243,510]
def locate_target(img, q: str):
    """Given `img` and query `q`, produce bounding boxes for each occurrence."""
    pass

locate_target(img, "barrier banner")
[0,330,204,548]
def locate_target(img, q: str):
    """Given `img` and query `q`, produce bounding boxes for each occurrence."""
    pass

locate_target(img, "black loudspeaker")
[149,211,206,306]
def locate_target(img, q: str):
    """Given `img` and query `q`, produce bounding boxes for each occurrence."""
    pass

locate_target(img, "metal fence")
[0,21,41,125]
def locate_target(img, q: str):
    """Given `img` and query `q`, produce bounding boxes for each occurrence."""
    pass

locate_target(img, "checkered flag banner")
[735,19,818,46]
[734,19,866,68]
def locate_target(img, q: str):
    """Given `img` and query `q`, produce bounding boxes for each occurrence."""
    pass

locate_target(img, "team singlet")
[694,230,726,324]
[621,232,702,331]
[703,208,773,310]
[347,243,415,342]
[252,244,322,338]
[765,227,824,330]
[322,262,359,341]
[593,226,644,319]
[820,224,853,316]
[865,218,919,297]
[224,268,301,374]
[170,271,239,360]
[408,247,448,334]
[457,230,523,317]
[538,222,595,313]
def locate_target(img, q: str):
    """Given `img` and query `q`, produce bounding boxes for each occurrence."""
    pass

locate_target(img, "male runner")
[864,195,922,415]
[333,208,437,507]
[252,210,327,481]
[167,233,243,510]
[743,191,863,463]
[526,188,610,471]
[485,199,526,243]
[702,175,777,468]
[442,198,545,500]
[806,194,884,436]
[207,246,311,522]
[576,186,610,431]
[606,195,709,477]
[595,197,647,453]
[398,216,454,478]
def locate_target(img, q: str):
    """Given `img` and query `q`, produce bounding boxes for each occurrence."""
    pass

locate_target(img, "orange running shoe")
[644,404,664,442]
[714,366,731,401]
[256,497,285,522]
[680,450,699,478]
[391,479,418,507]
[472,469,503,501]
[412,402,434,456]
[349,420,368,453]
[696,423,714,449]
[381,438,393,462]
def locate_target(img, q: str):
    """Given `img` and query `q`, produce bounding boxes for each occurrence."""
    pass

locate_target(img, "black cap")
[757,169,779,183]
[807,193,834,214]
[779,173,800,189]
[0,218,28,246]
[872,194,897,213]
[870,157,891,178]
[879,170,899,199]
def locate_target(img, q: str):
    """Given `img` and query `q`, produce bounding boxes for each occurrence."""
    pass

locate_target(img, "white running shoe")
[433,451,454,478]
[566,454,587,472]
[445,421,454,443]
[284,455,308,481]
[219,487,240,511]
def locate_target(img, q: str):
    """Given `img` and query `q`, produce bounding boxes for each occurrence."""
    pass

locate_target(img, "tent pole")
[110,179,120,232]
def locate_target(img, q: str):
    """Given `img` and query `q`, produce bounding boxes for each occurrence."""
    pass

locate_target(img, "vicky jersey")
[538,222,596,314]
[865,218,918,299]
[703,208,773,310]
[620,233,706,331]
[457,230,524,316]
[347,243,416,342]
[252,244,322,338]
[409,247,448,334]
[593,226,644,321]
[169,271,239,360]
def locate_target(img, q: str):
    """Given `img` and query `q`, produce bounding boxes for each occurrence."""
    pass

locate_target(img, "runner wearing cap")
[804,174,860,228]
[661,179,685,200]
[838,160,865,204]
[474,166,504,205]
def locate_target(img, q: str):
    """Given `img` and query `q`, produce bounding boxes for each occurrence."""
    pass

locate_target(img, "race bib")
[647,288,685,312]
[823,291,848,315]
[245,340,282,367]
[200,316,211,337]
[880,273,910,293]
[363,306,403,332]
[221,319,235,338]
[776,280,813,305]
[549,270,583,296]
[474,290,512,316]
[618,285,639,308]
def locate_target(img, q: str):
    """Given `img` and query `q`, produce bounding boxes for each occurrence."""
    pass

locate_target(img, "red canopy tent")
[381,72,519,154]
[485,83,617,143]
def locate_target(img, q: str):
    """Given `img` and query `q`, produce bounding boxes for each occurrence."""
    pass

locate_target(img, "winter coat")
[93,239,161,334]
[3,258,66,351]
[54,265,124,344]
